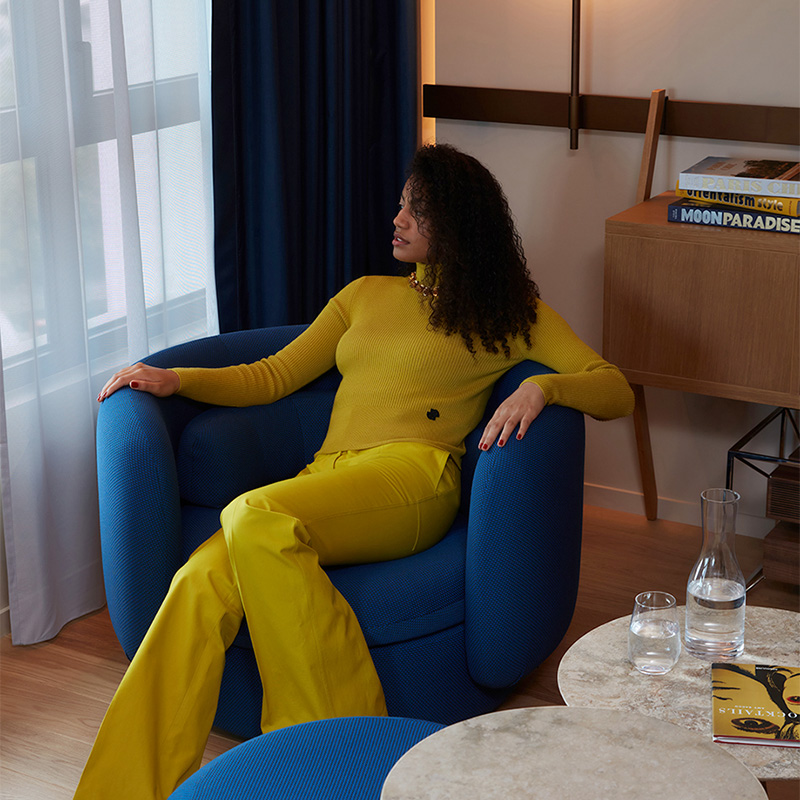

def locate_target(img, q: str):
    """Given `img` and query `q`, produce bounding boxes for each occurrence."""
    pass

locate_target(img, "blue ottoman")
[168,716,444,799]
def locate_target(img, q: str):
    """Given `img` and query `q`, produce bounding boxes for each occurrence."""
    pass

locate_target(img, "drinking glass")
[628,591,681,675]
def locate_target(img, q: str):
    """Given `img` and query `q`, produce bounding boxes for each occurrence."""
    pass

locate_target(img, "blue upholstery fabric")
[167,717,444,800]
[177,394,335,507]
[97,325,585,738]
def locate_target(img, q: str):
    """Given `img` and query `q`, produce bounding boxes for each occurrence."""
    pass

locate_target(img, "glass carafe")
[684,488,746,660]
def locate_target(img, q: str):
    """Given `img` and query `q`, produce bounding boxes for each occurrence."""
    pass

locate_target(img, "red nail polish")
[498,439,505,447]
[130,381,139,389]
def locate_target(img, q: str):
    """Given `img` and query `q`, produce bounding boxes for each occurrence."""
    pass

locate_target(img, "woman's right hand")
[98,363,180,402]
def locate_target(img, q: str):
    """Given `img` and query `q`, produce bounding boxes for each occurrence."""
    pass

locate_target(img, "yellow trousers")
[74,442,460,800]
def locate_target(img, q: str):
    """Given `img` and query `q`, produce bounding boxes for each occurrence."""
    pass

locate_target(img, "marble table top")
[558,604,800,781]
[380,707,768,799]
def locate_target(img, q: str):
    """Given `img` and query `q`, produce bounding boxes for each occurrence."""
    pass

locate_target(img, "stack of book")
[668,157,800,235]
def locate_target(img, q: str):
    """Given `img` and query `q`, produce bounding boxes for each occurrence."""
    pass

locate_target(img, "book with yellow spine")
[675,183,800,216]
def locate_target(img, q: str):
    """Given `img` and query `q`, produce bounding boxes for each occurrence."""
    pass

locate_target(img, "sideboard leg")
[632,384,658,520]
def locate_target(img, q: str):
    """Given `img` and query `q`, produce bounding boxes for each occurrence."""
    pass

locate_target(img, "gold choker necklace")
[408,271,438,297]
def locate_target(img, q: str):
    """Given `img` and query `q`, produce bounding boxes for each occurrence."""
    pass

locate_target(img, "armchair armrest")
[463,365,585,689]
[97,324,329,657]
[97,388,190,658]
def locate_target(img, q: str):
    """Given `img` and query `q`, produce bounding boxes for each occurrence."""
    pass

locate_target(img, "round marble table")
[557,605,800,782]
[379,707,767,799]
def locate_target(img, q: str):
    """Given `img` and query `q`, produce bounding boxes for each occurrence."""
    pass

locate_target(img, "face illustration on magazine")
[712,664,800,745]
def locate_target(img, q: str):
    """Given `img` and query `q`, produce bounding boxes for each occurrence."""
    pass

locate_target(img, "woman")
[77,143,634,799]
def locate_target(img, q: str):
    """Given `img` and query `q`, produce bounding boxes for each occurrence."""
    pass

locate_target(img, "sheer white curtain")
[0,0,217,644]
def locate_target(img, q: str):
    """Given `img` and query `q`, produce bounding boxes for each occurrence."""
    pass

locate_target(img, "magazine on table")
[711,663,800,747]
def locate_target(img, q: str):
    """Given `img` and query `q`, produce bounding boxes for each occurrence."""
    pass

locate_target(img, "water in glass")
[628,591,681,675]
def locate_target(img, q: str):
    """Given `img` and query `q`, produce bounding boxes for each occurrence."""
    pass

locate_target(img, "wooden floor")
[1,505,798,799]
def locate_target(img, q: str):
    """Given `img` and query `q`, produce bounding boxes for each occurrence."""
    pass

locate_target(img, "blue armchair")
[96,325,585,739]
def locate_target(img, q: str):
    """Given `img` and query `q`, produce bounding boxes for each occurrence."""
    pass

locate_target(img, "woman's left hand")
[478,382,546,451]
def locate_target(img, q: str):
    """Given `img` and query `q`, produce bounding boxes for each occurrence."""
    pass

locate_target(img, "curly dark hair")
[404,143,539,356]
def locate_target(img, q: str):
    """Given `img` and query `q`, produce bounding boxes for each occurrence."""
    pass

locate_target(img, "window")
[0,0,215,390]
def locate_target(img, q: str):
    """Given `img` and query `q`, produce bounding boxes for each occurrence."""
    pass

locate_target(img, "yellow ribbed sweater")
[174,273,634,459]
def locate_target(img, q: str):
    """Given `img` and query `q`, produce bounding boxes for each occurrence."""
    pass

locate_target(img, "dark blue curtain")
[212,1,418,330]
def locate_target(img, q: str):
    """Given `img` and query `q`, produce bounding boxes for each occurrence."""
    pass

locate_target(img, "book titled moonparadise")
[712,663,800,747]
[678,157,800,199]
[667,198,800,234]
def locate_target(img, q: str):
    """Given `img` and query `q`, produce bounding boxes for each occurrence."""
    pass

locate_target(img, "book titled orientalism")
[678,157,800,199]
[674,183,800,217]
[712,663,800,747]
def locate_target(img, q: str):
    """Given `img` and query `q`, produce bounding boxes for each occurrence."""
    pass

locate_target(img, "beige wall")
[432,0,800,535]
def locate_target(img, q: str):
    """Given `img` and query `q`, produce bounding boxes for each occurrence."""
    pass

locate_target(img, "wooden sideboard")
[603,192,800,518]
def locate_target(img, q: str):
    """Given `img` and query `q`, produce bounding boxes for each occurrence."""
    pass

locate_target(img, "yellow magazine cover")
[675,183,800,217]
[712,663,800,747]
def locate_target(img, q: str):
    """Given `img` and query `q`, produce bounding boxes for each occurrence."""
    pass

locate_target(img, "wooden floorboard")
[1,505,797,799]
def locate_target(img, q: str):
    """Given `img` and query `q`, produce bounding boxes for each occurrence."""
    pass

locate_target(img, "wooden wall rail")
[422,84,800,146]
